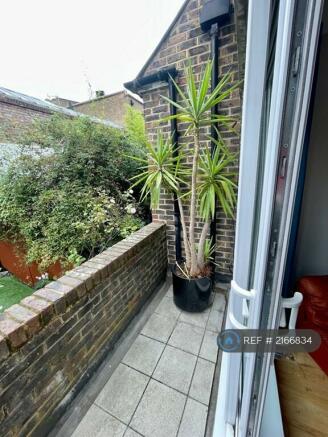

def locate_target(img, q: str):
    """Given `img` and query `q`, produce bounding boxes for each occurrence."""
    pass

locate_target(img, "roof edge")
[124,67,178,94]
[0,87,121,129]
[71,89,143,108]
[135,0,190,80]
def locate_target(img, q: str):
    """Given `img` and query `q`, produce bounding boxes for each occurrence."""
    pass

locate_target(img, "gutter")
[124,68,178,95]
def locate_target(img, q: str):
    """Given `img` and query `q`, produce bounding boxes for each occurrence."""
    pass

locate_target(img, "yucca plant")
[131,60,239,278]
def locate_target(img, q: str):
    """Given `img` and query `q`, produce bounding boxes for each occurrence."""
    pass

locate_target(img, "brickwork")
[0,101,49,143]
[0,90,120,144]
[133,0,242,278]
[0,223,167,436]
[71,91,143,127]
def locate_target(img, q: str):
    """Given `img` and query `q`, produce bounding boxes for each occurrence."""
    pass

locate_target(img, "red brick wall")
[0,223,167,435]
[137,0,242,278]
[72,92,143,127]
[0,101,49,143]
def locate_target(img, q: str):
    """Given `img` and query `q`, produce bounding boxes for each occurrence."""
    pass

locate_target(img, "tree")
[130,61,239,278]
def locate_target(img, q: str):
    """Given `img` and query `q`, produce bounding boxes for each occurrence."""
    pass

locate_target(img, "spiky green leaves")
[198,139,237,220]
[161,61,240,134]
[128,134,187,209]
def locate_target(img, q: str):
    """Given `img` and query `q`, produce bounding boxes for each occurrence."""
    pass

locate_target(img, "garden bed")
[0,240,64,286]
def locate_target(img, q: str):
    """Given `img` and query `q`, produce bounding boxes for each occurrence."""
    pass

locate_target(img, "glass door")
[213,0,323,436]
[247,1,323,435]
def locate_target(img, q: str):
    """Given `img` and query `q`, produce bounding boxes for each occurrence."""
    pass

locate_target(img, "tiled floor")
[70,286,225,437]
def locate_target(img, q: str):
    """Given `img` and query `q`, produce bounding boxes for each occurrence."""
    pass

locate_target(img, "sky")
[1,0,185,102]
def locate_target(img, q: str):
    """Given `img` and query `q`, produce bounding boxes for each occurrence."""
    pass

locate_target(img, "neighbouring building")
[70,90,143,127]
[125,0,246,280]
[0,87,119,144]
[46,96,79,108]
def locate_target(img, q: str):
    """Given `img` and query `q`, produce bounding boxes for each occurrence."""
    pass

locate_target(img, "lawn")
[0,276,33,313]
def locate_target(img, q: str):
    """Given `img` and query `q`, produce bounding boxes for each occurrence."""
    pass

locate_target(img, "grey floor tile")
[212,293,226,312]
[153,345,197,394]
[189,358,215,405]
[178,398,208,437]
[71,404,126,437]
[141,312,176,343]
[165,286,173,297]
[122,335,164,376]
[168,321,204,355]
[130,379,186,437]
[95,364,149,424]
[206,309,224,332]
[155,296,181,320]
[124,428,142,437]
[199,330,218,363]
[179,308,210,329]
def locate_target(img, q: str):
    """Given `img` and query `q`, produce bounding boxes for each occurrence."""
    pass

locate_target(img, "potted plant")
[131,61,239,312]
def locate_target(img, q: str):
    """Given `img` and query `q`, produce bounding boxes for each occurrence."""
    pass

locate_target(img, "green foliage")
[130,60,240,276]
[129,134,188,208]
[34,273,51,291]
[124,105,148,148]
[21,114,144,193]
[0,115,146,271]
[198,139,237,219]
[162,61,239,133]
[203,238,216,264]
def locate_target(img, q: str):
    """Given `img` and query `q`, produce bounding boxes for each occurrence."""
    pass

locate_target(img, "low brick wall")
[0,222,167,436]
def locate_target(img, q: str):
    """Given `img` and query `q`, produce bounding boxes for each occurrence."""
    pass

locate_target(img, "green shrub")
[124,105,148,149]
[21,114,145,193]
[0,115,146,271]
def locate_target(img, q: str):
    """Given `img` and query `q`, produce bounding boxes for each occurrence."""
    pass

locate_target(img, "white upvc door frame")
[213,0,323,436]
[251,1,323,434]
[213,1,272,434]
[238,0,296,433]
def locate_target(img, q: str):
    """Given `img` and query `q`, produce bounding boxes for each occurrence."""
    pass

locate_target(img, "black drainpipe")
[168,79,182,262]
[210,22,220,269]
[124,68,182,262]
[200,0,232,274]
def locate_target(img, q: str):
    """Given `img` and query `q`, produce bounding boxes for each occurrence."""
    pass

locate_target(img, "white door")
[213,1,323,436]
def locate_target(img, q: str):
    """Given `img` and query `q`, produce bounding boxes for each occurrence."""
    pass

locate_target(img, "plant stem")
[197,220,210,269]
[189,129,200,276]
[177,196,191,269]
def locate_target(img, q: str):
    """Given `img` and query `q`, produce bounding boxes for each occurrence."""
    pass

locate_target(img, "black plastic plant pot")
[172,266,213,313]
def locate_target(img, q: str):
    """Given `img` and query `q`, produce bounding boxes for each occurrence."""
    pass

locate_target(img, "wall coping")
[0,222,165,358]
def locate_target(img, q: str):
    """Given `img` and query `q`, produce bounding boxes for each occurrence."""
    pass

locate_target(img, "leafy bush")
[0,115,146,271]
[21,114,145,193]
[124,105,148,149]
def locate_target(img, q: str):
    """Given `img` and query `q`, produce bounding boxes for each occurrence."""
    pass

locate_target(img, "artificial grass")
[0,276,33,313]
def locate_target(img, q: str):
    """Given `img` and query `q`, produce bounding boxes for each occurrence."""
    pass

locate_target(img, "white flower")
[130,207,136,214]
[110,198,116,204]
[129,189,134,194]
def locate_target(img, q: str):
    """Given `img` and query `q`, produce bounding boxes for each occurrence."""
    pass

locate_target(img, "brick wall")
[0,223,167,436]
[72,91,143,127]
[133,0,242,279]
[0,101,49,143]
